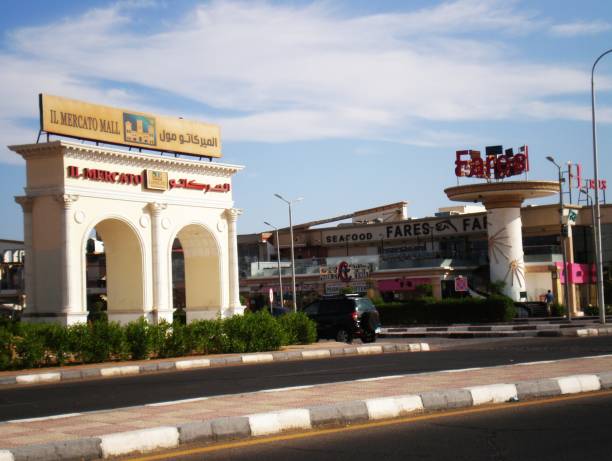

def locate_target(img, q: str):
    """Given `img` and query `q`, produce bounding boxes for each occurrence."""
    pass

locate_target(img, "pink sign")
[377,277,431,292]
[554,262,596,284]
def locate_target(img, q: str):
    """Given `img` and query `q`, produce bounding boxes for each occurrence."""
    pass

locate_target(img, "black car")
[301,295,381,343]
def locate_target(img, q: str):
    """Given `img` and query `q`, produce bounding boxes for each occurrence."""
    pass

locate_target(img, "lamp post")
[263,221,283,312]
[590,49,611,324]
[274,194,303,312]
[580,189,599,318]
[546,156,572,321]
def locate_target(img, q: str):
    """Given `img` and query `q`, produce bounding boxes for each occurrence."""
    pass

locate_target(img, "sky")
[1,0,611,240]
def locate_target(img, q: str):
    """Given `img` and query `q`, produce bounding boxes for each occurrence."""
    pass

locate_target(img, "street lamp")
[590,49,611,324]
[274,194,303,312]
[580,189,599,319]
[263,221,283,312]
[546,155,572,321]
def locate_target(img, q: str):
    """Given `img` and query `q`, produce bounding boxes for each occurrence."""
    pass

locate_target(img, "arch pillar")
[15,197,36,313]
[56,194,88,324]
[224,208,245,317]
[148,202,173,324]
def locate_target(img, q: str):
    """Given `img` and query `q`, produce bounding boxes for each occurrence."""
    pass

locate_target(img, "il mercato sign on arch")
[12,94,244,325]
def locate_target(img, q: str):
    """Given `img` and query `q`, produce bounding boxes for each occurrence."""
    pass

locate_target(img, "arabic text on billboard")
[40,94,221,158]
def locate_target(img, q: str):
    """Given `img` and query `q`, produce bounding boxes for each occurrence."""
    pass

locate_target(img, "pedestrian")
[545,290,554,316]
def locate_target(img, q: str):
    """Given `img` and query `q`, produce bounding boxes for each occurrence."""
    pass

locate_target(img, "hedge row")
[376,296,516,325]
[0,311,317,371]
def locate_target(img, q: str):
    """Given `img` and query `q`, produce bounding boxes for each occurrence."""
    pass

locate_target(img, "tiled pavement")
[2,353,612,449]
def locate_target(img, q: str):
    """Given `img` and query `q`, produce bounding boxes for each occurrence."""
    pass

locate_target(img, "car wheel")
[336,329,352,344]
[361,330,377,343]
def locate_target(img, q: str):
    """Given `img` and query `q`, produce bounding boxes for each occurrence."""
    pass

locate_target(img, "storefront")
[239,145,611,313]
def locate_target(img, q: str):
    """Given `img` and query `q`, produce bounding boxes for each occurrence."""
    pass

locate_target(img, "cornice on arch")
[9,140,244,178]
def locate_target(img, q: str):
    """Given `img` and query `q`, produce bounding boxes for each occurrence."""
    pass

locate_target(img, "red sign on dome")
[455,145,529,180]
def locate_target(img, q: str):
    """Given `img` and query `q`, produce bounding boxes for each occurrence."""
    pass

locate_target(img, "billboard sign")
[40,94,221,158]
[455,145,529,179]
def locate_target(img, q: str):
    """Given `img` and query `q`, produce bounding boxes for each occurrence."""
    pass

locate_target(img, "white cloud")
[0,120,31,165]
[0,0,609,164]
[550,20,612,37]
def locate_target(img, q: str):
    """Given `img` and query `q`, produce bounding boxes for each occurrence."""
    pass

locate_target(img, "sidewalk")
[1,351,611,459]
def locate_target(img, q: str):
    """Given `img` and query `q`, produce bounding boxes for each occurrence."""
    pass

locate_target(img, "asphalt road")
[142,390,612,461]
[1,335,611,421]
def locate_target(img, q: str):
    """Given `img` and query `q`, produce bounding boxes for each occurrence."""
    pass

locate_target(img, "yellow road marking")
[126,389,612,461]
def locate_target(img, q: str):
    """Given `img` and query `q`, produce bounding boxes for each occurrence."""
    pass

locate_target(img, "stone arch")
[82,216,146,321]
[170,223,223,321]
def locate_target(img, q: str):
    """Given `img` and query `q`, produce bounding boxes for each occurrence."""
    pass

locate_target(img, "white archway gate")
[11,140,244,325]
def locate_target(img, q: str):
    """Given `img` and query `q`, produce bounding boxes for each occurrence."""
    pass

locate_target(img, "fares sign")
[321,214,487,246]
[40,94,221,158]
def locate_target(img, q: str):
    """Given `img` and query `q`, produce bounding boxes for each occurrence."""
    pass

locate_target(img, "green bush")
[125,318,152,360]
[0,327,14,370]
[149,321,173,358]
[0,309,318,370]
[69,321,126,363]
[42,324,71,365]
[581,304,611,317]
[376,295,516,325]
[164,322,190,358]
[551,303,567,317]
[277,312,317,345]
[14,323,47,369]
[223,311,284,353]
[188,319,227,355]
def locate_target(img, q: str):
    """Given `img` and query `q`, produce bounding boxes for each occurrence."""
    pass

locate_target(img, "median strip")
[0,342,431,388]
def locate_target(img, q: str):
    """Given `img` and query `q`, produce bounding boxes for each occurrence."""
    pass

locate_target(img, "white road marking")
[7,413,81,424]
[261,385,314,393]
[146,397,209,407]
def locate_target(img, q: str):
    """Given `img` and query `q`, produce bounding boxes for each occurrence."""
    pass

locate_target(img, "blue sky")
[1,0,611,240]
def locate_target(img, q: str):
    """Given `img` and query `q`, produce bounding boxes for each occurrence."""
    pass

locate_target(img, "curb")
[0,342,431,388]
[3,370,611,460]
[380,325,612,339]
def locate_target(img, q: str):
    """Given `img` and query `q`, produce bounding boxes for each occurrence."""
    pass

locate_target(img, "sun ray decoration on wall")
[504,257,526,288]
[487,226,512,265]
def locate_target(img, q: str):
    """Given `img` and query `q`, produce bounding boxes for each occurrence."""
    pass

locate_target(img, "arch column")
[55,194,88,324]
[148,202,173,324]
[225,208,245,317]
[15,196,35,313]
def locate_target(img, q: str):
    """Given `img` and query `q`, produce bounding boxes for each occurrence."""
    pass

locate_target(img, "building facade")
[0,239,25,308]
[239,202,612,313]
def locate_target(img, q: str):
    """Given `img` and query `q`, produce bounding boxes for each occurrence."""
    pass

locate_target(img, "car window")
[319,300,337,314]
[355,298,375,312]
[303,303,319,315]
[321,299,354,314]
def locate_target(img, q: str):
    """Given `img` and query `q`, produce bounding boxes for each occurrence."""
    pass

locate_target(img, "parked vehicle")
[270,306,290,317]
[301,295,381,343]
